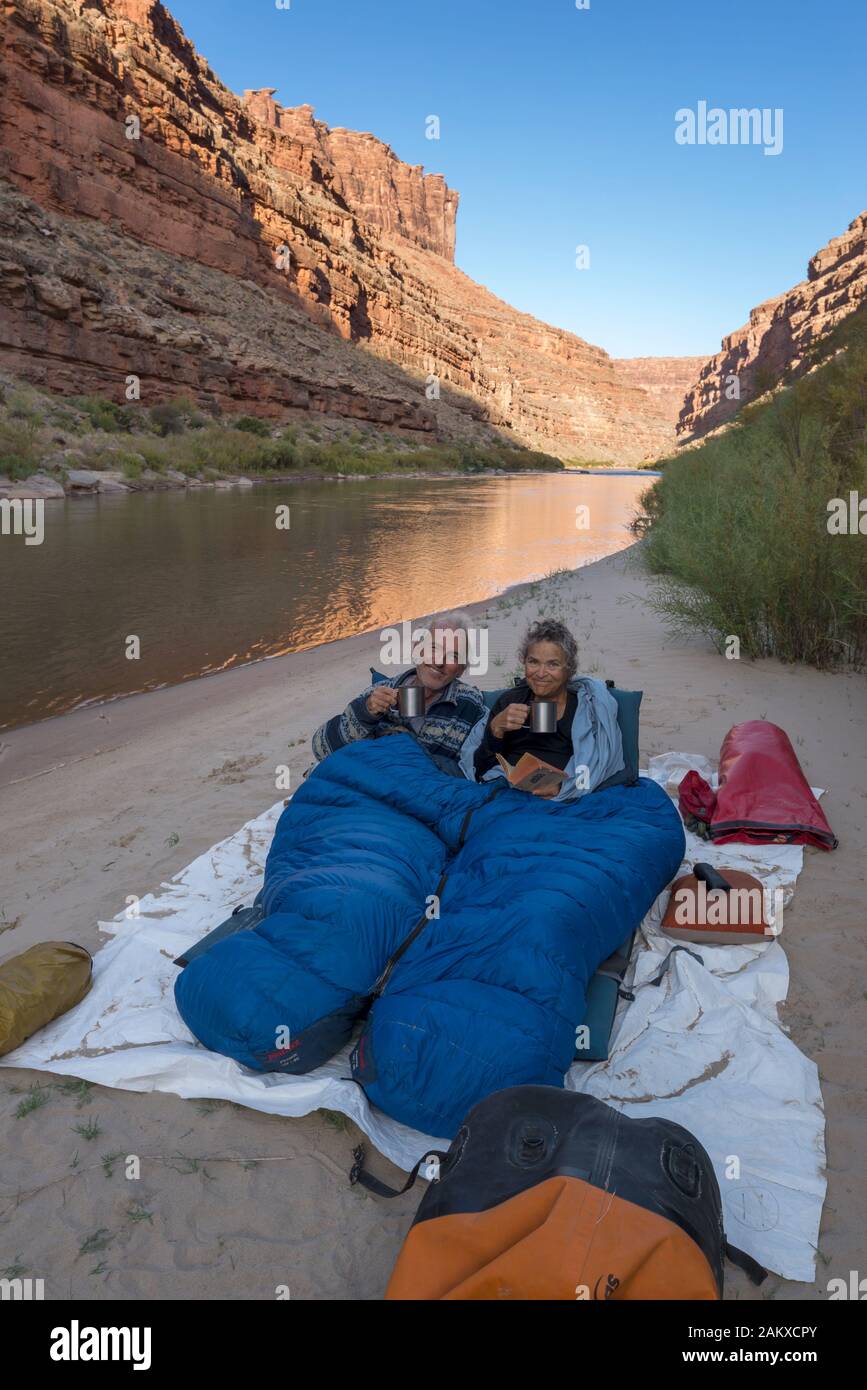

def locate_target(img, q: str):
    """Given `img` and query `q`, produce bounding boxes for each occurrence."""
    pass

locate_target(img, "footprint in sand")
[111,828,143,849]
[206,755,266,786]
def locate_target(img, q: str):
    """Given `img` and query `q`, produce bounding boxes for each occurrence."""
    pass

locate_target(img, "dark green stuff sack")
[0,942,92,1057]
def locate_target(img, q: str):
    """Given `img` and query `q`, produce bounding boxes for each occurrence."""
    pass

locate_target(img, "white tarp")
[0,753,826,1282]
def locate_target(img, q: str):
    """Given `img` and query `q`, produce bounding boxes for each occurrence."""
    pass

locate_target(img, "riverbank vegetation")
[564,457,658,471]
[0,378,561,485]
[637,305,867,670]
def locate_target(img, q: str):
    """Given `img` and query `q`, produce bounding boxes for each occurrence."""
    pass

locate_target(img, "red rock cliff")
[614,356,706,429]
[678,212,867,441]
[0,0,691,460]
[242,91,458,262]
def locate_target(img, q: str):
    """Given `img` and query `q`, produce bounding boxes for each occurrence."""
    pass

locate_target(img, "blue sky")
[171,0,866,358]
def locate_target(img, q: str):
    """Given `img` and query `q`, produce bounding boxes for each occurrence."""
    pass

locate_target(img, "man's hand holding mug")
[366,685,399,717]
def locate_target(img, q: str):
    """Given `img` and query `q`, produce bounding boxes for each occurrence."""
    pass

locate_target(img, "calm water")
[0,473,651,729]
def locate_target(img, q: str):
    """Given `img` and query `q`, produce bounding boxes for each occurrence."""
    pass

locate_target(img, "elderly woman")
[461,618,625,799]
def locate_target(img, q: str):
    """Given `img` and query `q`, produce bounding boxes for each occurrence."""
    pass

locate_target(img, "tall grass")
[638,312,867,670]
[0,417,41,479]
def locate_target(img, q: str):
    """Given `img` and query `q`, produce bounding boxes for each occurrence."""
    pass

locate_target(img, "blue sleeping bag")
[175,736,684,1137]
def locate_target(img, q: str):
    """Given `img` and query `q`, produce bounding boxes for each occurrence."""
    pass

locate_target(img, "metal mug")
[398,685,425,718]
[531,700,557,733]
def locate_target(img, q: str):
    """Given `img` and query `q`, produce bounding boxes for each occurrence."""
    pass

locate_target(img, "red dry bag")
[710,721,837,851]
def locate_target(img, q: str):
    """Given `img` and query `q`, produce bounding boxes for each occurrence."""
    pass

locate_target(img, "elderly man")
[312,612,486,777]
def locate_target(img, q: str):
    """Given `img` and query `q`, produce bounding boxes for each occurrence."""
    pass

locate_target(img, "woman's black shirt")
[474,684,577,777]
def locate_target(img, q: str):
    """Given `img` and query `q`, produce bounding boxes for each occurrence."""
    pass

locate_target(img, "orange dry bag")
[375,1087,766,1300]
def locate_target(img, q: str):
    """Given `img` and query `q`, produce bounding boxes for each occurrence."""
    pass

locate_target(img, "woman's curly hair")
[518,619,579,680]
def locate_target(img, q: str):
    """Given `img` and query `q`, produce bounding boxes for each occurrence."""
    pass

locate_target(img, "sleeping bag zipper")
[372,870,449,997]
[371,785,507,998]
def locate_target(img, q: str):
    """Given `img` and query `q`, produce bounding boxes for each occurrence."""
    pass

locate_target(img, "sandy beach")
[1,544,865,1301]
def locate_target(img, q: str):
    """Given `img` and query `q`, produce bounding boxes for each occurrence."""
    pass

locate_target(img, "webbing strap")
[725,1241,768,1285]
[349,1144,449,1199]
[650,944,704,987]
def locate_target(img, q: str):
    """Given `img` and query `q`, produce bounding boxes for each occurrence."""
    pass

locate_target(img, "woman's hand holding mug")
[490,703,530,739]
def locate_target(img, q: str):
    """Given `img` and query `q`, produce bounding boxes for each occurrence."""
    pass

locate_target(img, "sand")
[1,545,865,1301]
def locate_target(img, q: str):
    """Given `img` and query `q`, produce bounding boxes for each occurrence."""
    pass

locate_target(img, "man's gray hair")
[518,618,579,678]
[419,610,479,670]
[426,609,475,634]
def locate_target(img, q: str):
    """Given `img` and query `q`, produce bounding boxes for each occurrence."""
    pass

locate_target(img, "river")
[0,472,653,730]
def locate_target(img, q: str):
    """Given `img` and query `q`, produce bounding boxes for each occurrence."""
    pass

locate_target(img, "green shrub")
[148,396,203,436]
[134,441,169,470]
[0,417,45,479]
[148,402,186,436]
[750,364,778,400]
[73,396,135,433]
[150,426,267,474]
[171,455,205,477]
[232,415,271,437]
[639,325,867,670]
[261,439,299,470]
[120,455,145,480]
[7,390,40,423]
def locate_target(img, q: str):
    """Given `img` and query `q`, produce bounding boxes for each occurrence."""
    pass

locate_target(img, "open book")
[496,752,566,795]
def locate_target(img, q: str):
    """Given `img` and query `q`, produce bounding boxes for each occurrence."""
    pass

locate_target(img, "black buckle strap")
[349,1144,449,1198]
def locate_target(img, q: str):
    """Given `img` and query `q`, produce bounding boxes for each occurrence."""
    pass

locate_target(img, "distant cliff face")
[678,212,867,441]
[0,0,692,460]
[614,356,706,435]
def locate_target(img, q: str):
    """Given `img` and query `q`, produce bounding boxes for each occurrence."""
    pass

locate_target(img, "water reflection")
[0,473,650,729]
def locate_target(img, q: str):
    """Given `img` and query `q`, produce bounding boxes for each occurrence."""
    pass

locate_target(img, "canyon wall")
[678,211,867,441]
[615,356,706,439]
[0,0,692,460]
